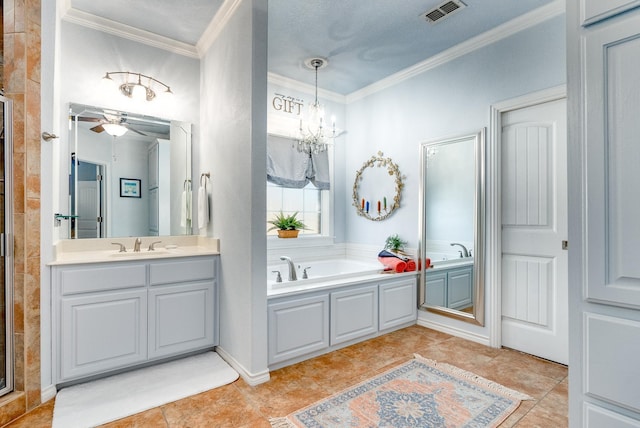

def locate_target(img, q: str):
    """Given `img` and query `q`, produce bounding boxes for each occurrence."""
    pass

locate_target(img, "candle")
[377,200,381,213]
[361,198,365,210]
[383,196,387,210]
[365,201,370,213]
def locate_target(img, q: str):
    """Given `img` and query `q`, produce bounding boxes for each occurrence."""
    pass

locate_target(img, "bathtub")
[268,258,383,290]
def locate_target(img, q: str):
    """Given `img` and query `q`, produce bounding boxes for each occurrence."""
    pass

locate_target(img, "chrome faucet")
[450,242,470,258]
[280,256,297,281]
[133,237,142,252]
[148,241,162,251]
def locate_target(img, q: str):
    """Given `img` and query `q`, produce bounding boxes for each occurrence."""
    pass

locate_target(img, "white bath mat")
[52,351,238,428]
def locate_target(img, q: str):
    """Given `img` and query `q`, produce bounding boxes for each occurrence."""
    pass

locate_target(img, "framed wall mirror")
[68,103,192,239]
[418,129,485,325]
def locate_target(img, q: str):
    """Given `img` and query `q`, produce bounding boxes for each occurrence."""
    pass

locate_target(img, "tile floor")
[3,325,568,427]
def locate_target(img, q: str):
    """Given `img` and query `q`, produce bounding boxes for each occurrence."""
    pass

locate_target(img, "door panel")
[501,98,568,364]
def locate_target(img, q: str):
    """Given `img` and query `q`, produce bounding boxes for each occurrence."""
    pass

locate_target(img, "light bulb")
[103,123,128,137]
[100,73,117,92]
[160,87,174,101]
[131,84,147,101]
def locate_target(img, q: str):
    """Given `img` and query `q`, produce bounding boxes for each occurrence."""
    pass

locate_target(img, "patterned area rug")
[270,354,532,428]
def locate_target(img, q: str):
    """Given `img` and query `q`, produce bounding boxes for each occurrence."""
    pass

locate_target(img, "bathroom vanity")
[49,237,220,385]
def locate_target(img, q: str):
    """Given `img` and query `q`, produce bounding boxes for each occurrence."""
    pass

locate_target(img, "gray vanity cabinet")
[331,284,378,346]
[53,256,218,384]
[426,264,473,310]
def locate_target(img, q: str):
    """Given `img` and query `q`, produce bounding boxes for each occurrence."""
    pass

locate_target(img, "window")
[265,135,332,239]
[266,181,329,236]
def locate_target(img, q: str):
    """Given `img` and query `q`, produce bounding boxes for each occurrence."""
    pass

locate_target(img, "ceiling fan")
[75,111,147,136]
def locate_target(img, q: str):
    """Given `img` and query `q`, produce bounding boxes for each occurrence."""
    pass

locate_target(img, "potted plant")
[384,234,408,254]
[268,211,307,238]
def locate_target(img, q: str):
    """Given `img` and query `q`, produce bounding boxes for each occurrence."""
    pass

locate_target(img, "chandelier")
[298,58,336,154]
[101,71,174,102]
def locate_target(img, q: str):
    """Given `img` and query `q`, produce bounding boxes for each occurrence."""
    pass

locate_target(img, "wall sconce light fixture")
[101,71,174,102]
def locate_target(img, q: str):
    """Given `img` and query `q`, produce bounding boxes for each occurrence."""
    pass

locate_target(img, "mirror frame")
[418,129,485,325]
[352,151,404,221]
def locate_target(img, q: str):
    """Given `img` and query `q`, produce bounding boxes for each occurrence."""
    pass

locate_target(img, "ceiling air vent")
[421,0,467,24]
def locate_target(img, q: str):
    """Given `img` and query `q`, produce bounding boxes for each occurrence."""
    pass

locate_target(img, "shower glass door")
[0,95,14,397]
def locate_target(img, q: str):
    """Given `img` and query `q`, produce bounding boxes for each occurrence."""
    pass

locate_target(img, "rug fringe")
[413,353,533,401]
[269,417,296,428]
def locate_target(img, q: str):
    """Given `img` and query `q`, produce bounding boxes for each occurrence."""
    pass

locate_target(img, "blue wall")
[344,15,566,248]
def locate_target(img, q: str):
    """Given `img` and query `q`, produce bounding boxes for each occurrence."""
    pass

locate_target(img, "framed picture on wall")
[120,178,141,198]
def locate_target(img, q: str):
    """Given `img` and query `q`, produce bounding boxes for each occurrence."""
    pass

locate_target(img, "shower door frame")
[0,95,14,397]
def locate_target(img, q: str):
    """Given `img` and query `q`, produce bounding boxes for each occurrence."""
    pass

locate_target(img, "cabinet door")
[268,294,329,364]
[447,266,473,310]
[582,0,640,25]
[148,281,215,359]
[425,271,447,307]
[379,278,417,331]
[330,284,378,345]
[60,289,147,382]
[585,11,640,309]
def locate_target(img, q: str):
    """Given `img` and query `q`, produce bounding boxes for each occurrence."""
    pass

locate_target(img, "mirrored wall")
[419,129,485,325]
[68,103,192,238]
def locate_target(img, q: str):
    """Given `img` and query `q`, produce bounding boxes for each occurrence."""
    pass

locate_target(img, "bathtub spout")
[280,256,297,281]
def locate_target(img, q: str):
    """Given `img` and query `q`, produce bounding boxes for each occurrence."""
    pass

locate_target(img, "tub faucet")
[450,242,470,258]
[280,256,297,281]
[133,237,142,252]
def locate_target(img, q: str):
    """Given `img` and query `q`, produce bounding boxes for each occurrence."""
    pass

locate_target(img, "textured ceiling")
[70,0,224,45]
[68,0,556,95]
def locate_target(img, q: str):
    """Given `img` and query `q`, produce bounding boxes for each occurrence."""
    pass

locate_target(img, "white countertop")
[49,236,220,265]
[427,258,474,271]
[268,270,418,298]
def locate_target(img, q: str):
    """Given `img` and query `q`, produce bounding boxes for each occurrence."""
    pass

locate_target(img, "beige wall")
[0,0,42,424]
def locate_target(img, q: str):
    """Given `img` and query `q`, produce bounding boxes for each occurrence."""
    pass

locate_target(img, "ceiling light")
[102,123,128,137]
[101,71,174,102]
[298,57,339,154]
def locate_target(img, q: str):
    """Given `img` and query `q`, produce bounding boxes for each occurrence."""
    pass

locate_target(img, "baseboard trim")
[416,317,491,347]
[41,384,57,403]
[215,347,270,386]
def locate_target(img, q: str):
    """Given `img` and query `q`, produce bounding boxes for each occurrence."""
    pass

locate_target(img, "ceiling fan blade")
[90,124,105,133]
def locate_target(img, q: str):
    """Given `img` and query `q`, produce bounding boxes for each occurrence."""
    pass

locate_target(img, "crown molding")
[346,0,565,103]
[268,72,347,104]
[197,0,243,56]
[61,7,200,59]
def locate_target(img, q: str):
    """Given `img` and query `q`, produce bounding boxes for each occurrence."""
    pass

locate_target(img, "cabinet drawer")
[59,264,146,295]
[149,258,215,285]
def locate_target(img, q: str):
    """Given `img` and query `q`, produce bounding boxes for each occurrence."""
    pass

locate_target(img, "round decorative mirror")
[352,151,404,221]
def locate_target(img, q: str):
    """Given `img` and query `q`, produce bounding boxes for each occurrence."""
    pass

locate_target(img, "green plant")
[268,212,307,231]
[384,234,407,252]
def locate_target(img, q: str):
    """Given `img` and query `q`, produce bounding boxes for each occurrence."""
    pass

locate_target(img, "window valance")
[266,135,330,190]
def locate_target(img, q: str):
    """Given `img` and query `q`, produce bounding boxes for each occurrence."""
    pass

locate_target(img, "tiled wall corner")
[0,0,42,420]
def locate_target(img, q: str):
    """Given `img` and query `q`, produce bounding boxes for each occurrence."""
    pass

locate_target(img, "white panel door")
[501,98,568,364]
[77,180,99,238]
